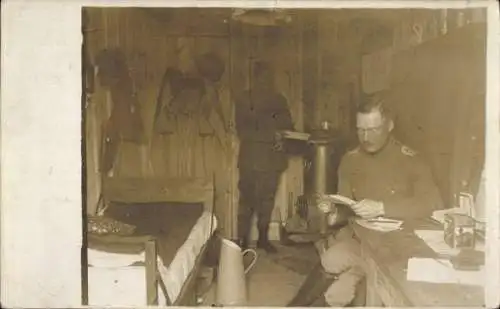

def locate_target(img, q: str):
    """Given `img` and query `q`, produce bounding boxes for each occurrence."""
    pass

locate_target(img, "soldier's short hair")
[357,91,393,121]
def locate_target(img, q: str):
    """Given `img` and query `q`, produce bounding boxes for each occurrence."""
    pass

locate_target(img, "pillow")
[88,215,136,236]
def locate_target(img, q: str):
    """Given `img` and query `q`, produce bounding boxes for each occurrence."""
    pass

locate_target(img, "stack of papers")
[406,258,485,286]
[355,217,403,232]
[323,195,403,232]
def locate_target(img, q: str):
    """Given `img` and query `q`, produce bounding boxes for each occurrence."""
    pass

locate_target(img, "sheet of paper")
[415,230,485,255]
[415,229,461,256]
[326,194,357,206]
[406,258,485,286]
[355,218,402,232]
[366,217,403,224]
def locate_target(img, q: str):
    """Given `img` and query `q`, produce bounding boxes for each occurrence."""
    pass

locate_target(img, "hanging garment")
[199,85,216,137]
[108,85,144,143]
[100,125,120,174]
[153,68,205,134]
[153,67,182,135]
[95,48,145,143]
[195,52,227,136]
[195,52,225,83]
[95,48,145,174]
[199,82,230,137]
[172,76,205,116]
[98,87,145,174]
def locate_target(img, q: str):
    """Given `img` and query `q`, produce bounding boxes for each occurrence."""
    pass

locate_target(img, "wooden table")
[351,218,485,307]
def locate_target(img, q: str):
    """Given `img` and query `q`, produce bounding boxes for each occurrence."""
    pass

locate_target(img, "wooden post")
[145,238,158,306]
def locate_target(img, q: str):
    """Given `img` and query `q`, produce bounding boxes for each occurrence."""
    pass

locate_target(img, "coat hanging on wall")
[95,48,145,174]
[154,52,228,138]
[172,76,206,116]
[195,52,227,135]
[154,67,183,134]
[153,67,207,132]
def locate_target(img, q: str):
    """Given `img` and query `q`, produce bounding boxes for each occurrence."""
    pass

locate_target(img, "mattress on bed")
[87,202,217,304]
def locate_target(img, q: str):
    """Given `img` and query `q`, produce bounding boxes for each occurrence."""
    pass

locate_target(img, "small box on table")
[443,213,476,249]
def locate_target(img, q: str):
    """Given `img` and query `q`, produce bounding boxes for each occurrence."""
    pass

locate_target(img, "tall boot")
[237,236,249,251]
[310,295,329,307]
[288,262,338,307]
[323,265,365,307]
[256,225,277,253]
[237,211,252,251]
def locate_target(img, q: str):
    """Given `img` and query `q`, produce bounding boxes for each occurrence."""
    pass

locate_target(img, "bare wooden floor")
[201,242,319,306]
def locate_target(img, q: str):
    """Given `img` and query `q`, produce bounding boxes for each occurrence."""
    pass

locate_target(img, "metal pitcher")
[215,238,258,306]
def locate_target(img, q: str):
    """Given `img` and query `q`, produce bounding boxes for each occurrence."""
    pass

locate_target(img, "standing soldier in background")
[289,93,443,306]
[234,61,295,254]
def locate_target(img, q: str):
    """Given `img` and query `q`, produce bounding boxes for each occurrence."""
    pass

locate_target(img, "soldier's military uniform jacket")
[337,138,443,219]
[235,89,294,172]
[318,138,444,307]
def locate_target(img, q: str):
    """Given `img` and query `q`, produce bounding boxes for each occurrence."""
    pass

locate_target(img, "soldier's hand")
[351,199,384,219]
[327,212,338,226]
[272,132,284,151]
[272,140,284,151]
[313,193,334,213]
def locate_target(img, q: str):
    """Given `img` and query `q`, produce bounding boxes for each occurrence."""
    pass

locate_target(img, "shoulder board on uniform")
[391,138,417,157]
[401,145,417,157]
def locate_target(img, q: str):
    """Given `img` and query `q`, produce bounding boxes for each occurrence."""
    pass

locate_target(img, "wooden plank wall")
[313,9,486,209]
[390,23,486,208]
[309,12,365,158]
[300,10,366,194]
[301,11,319,133]
[318,13,364,138]
[84,8,304,239]
[357,8,487,208]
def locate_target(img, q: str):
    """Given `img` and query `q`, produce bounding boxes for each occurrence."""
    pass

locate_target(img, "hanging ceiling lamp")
[231,8,292,26]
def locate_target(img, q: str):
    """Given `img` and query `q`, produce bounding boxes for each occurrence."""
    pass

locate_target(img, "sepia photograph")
[81,5,489,307]
[1,1,499,308]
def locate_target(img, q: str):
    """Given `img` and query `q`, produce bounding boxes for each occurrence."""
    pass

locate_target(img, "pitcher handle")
[242,248,258,274]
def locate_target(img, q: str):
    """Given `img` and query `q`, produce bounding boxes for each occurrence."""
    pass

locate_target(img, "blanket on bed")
[88,202,205,266]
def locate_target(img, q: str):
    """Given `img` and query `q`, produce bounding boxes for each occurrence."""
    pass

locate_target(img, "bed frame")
[85,176,216,306]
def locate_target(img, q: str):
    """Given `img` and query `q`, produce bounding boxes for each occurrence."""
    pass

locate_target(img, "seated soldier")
[289,93,443,307]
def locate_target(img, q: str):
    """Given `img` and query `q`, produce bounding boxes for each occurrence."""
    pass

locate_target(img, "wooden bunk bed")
[85,176,217,306]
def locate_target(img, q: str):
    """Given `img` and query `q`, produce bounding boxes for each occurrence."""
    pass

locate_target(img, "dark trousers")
[238,169,281,241]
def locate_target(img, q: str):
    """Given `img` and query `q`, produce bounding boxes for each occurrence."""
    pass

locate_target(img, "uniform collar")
[360,136,398,159]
